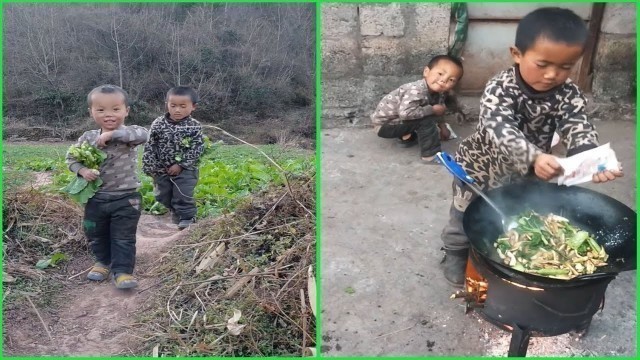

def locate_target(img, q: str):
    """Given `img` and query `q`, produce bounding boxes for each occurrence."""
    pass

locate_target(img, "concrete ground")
[320,113,636,356]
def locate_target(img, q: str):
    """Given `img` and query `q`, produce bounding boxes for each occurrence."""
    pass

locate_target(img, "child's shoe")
[87,262,110,281]
[396,131,418,148]
[113,273,138,289]
[439,247,469,287]
[178,218,195,230]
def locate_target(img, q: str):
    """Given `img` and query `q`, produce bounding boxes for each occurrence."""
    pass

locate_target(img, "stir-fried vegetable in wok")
[493,211,608,279]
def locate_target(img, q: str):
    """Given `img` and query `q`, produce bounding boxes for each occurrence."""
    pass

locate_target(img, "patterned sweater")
[66,125,149,194]
[456,66,599,190]
[142,114,205,176]
[370,79,447,131]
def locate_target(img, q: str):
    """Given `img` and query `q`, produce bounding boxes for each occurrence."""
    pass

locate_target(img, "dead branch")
[26,295,53,342]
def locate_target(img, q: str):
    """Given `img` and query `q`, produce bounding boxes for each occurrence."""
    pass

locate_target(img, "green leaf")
[35,259,51,269]
[61,177,89,195]
[344,287,355,295]
[567,231,589,250]
[68,178,103,204]
[50,253,68,266]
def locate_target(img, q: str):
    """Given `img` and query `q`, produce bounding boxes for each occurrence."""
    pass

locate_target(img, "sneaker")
[113,273,138,289]
[87,262,110,281]
[439,247,469,287]
[178,218,195,230]
[396,131,418,148]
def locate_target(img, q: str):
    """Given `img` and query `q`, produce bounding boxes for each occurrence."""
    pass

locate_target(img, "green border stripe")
[315,0,322,358]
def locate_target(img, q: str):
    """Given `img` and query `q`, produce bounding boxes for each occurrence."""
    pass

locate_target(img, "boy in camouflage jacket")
[371,54,463,163]
[440,8,623,286]
[142,86,205,230]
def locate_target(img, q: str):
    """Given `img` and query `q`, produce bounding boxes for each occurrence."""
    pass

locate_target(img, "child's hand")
[432,104,446,116]
[534,154,563,181]
[167,164,182,176]
[96,131,114,148]
[438,123,451,140]
[78,168,99,181]
[593,163,624,183]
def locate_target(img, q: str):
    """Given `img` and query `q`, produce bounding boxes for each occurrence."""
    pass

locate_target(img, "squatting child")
[439,8,623,286]
[66,84,149,289]
[370,54,464,163]
[142,86,204,230]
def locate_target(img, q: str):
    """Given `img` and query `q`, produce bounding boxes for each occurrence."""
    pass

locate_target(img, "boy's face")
[167,95,196,121]
[511,37,584,92]
[423,60,463,93]
[88,93,129,131]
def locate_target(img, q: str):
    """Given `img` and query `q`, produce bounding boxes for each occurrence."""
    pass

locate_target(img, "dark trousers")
[440,179,479,251]
[83,192,142,274]
[378,117,441,157]
[153,169,198,220]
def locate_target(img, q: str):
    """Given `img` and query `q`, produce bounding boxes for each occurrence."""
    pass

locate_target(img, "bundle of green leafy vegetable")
[494,211,608,279]
[60,141,107,204]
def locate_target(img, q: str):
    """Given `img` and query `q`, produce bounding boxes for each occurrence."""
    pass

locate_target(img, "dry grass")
[3,189,87,279]
[133,177,316,356]
[2,189,90,322]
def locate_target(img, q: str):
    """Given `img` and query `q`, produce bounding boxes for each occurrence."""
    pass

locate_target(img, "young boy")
[370,55,463,163]
[142,86,204,230]
[66,84,149,289]
[439,8,623,286]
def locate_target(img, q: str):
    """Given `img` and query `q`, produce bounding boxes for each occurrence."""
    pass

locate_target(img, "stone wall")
[592,3,637,98]
[322,3,636,128]
[322,3,451,127]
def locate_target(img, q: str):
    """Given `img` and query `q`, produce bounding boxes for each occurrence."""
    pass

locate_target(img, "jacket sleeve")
[180,122,205,169]
[478,80,543,176]
[66,133,89,174]
[397,87,435,120]
[556,86,599,157]
[111,125,149,146]
[142,121,160,175]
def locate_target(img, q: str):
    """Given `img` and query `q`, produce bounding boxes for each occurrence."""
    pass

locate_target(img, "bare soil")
[3,214,187,356]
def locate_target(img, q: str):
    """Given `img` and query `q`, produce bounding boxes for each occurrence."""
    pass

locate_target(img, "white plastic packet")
[442,123,458,140]
[555,143,620,186]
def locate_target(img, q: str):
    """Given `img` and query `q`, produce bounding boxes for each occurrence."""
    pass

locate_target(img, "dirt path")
[321,119,636,356]
[5,214,187,356]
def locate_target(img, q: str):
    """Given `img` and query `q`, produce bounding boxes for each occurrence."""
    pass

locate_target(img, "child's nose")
[544,68,557,80]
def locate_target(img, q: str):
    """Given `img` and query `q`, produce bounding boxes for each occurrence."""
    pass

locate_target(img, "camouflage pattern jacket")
[142,114,205,176]
[66,125,149,194]
[370,79,447,132]
[456,66,599,190]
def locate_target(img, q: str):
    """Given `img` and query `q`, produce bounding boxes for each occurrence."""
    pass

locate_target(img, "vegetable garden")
[2,139,316,356]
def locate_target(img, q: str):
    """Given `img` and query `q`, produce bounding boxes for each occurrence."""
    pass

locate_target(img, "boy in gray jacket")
[67,84,149,289]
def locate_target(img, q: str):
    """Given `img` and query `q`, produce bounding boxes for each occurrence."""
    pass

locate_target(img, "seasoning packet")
[555,143,620,186]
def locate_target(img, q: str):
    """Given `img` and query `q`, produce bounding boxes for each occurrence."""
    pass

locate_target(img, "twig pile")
[3,189,86,281]
[137,176,316,356]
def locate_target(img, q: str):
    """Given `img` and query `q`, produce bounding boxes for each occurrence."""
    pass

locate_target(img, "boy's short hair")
[428,55,464,75]
[166,86,199,104]
[515,7,588,54]
[87,84,129,107]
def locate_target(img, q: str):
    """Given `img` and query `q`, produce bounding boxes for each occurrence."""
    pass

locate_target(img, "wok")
[462,180,637,282]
